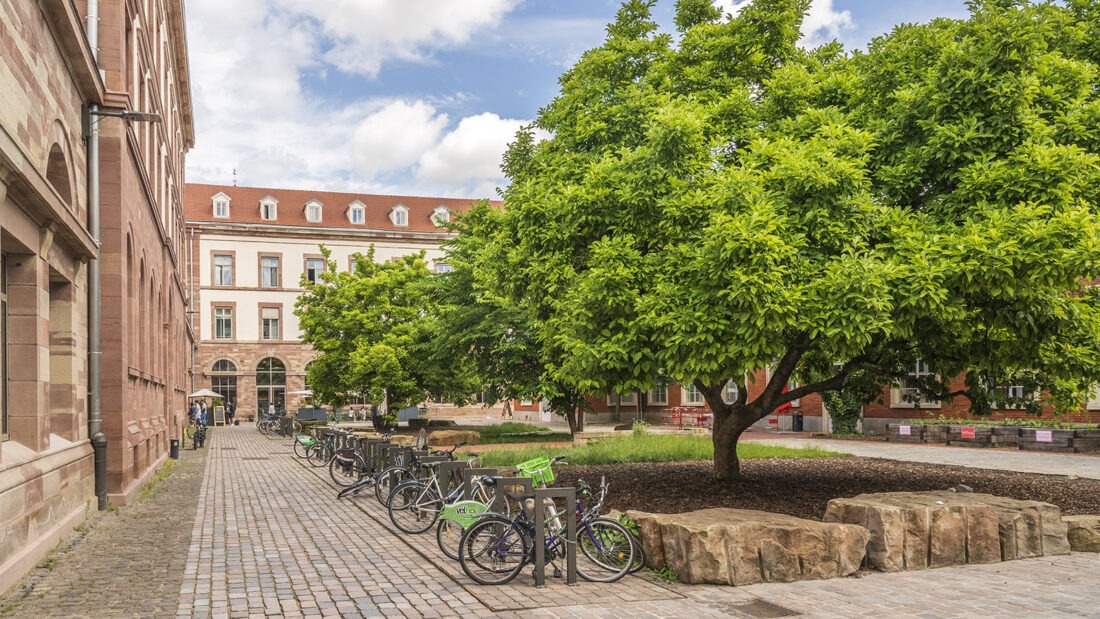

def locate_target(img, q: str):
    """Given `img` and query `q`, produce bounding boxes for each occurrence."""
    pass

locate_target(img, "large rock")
[427,430,480,446]
[1064,515,1100,552]
[824,491,1069,572]
[625,508,868,585]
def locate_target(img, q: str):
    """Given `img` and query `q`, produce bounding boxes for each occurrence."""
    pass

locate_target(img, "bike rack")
[436,461,469,494]
[361,439,389,474]
[485,476,533,515]
[532,487,577,587]
[461,468,500,501]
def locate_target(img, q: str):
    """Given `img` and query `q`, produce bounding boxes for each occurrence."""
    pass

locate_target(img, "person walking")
[226,401,236,426]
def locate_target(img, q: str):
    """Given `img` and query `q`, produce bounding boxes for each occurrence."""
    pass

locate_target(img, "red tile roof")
[184,183,500,233]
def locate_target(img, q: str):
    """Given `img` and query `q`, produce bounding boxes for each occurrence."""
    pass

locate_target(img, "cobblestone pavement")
[0,439,208,618]
[2,426,1099,618]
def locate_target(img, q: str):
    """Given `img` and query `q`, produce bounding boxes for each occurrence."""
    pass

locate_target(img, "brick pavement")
[1,426,1099,618]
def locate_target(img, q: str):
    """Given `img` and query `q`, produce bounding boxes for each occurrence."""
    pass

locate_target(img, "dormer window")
[432,205,451,226]
[305,199,323,223]
[390,204,408,227]
[259,195,278,221]
[347,200,365,224]
[212,192,231,218]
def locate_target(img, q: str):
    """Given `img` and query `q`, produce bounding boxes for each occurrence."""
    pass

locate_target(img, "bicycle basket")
[515,456,554,486]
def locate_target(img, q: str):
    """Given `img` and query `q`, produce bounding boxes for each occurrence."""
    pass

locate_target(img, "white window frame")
[305,199,323,223]
[390,205,408,227]
[213,254,233,286]
[260,256,280,288]
[681,383,705,406]
[305,258,325,284]
[259,195,278,221]
[606,392,635,406]
[1088,386,1100,410]
[433,205,451,226]
[347,200,365,224]
[721,380,740,405]
[650,382,668,405]
[212,192,231,218]
[214,307,233,340]
[891,360,941,408]
[261,307,281,340]
[435,263,453,273]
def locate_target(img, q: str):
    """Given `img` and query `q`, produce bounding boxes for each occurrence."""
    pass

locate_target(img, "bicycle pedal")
[553,568,562,578]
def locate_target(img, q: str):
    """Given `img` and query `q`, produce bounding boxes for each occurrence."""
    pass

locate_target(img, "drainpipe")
[86,0,107,510]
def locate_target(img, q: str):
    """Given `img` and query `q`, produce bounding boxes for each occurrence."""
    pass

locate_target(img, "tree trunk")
[712,411,753,480]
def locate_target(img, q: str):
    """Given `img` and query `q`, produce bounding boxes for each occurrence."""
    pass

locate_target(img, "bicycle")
[373,441,468,507]
[183,418,207,450]
[328,429,396,487]
[434,455,564,560]
[387,454,490,535]
[457,476,635,585]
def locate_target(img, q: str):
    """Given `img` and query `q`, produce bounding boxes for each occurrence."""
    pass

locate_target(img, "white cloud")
[711,0,854,48]
[353,101,449,176]
[416,113,548,194]
[274,0,522,76]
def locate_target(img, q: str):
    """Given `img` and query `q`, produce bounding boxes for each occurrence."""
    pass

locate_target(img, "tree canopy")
[485,0,1100,478]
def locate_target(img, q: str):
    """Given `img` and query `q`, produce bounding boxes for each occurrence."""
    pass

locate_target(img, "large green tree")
[294,247,435,415]
[493,0,1100,478]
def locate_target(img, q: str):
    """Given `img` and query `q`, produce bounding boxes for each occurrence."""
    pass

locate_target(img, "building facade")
[0,0,193,595]
[185,184,484,418]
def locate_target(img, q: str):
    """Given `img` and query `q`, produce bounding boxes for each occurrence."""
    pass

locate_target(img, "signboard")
[213,406,226,426]
[961,426,976,439]
[1036,429,1053,443]
[899,425,911,436]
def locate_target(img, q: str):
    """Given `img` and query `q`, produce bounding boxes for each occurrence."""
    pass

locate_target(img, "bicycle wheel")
[575,517,635,583]
[459,516,530,585]
[329,452,366,486]
[388,482,442,534]
[436,519,466,560]
[293,437,313,459]
[375,466,415,506]
[307,442,332,467]
[628,530,646,574]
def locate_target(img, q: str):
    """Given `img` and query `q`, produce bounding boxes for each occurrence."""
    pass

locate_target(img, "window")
[682,383,704,406]
[212,192,230,218]
[259,196,278,221]
[210,360,237,406]
[305,258,325,284]
[261,306,281,340]
[433,205,451,226]
[893,360,939,408]
[390,205,408,226]
[722,380,740,405]
[650,381,668,405]
[435,263,453,273]
[214,307,233,340]
[260,256,280,288]
[305,200,322,223]
[348,200,365,224]
[213,254,233,286]
[606,392,635,406]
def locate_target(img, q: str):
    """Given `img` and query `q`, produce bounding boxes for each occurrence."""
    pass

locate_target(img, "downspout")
[188,225,195,395]
[86,0,107,510]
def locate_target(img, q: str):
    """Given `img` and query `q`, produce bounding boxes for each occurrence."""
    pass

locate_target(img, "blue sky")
[184,0,970,199]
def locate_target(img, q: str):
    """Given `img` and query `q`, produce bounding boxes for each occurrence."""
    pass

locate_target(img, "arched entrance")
[210,359,238,406]
[256,357,286,414]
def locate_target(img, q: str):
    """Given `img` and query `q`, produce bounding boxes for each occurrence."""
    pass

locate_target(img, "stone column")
[6,252,50,451]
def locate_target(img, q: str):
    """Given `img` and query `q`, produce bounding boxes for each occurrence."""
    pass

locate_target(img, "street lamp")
[83,103,160,509]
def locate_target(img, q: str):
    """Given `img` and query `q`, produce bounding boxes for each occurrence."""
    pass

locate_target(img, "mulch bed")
[553,458,1100,521]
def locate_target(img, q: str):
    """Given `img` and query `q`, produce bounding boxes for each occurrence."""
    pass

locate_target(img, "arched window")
[46,144,72,206]
[210,359,237,407]
[256,357,286,412]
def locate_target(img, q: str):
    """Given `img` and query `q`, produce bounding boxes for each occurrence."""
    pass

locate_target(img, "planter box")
[1018,428,1100,453]
[886,424,946,444]
[946,425,1019,448]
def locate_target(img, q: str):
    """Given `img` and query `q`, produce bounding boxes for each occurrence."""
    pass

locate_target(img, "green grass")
[475,422,572,444]
[477,434,844,467]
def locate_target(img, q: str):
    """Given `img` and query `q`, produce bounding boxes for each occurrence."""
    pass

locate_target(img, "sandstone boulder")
[427,430,480,446]
[825,491,1069,572]
[625,508,868,585]
[388,435,415,446]
[1064,515,1100,552]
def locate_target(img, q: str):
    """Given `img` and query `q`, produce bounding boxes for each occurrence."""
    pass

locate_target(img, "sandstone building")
[0,0,193,594]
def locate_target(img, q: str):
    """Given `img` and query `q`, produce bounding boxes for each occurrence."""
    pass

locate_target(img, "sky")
[183,0,971,200]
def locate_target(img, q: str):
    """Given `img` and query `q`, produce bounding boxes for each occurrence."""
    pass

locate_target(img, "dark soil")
[553,458,1100,521]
